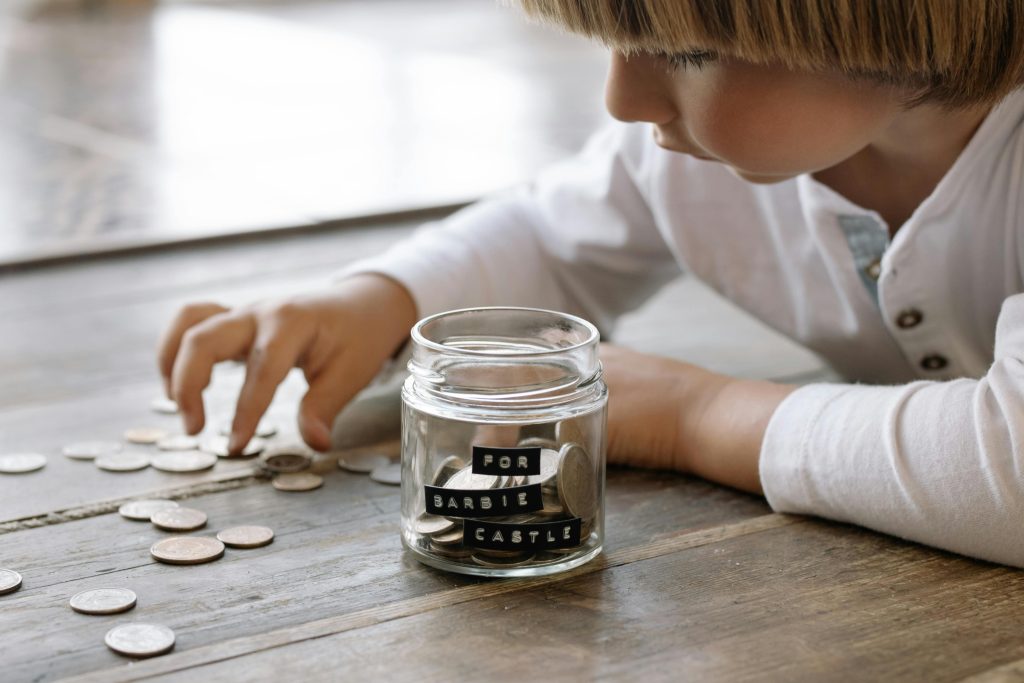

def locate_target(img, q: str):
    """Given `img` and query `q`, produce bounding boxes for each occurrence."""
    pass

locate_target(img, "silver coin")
[517,436,560,451]
[525,448,560,487]
[430,455,465,486]
[369,462,402,486]
[471,552,536,568]
[150,536,225,565]
[430,527,464,546]
[123,427,169,445]
[220,419,277,439]
[119,499,180,521]
[69,588,137,615]
[200,435,265,458]
[0,453,46,474]
[337,452,391,474]
[95,452,151,472]
[272,472,323,492]
[150,396,179,415]
[556,443,596,520]
[152,451,217,473]
[104,623,175,658]
[156,435,200,452]
[63,440,122,461]
[259,445,312,473]
[413,514,455,536]
[444,466,503,490]
[151,507,208,532]
[216,525,275,549]
[0,568,22,595]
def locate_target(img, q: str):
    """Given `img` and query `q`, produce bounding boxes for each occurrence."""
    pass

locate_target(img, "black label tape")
[464,517,582,551]
[425,483,544,518]
[471,445,541,476]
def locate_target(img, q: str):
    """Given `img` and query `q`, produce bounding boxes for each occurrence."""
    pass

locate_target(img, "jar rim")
[411,306,600,359]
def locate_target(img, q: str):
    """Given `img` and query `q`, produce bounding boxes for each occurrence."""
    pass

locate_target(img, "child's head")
[517,0,1024,183]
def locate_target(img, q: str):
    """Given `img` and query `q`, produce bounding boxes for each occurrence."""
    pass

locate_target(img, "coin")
[104,623,175,658]
[150,536,225,565]
[413,514,455,536]
[150,396,179,415]
[217,525,274,549]
[337,452,391,474]
[124,427,169,445]
[200,435,265,458]
[0,568,22,595]
[430,455,465,486]
[152,451,217,473]
[429,541,473,559]
[272,472,323,492]
[69,588,137,615]
[220,419,277,439]
[151,507,208,532]
[556,443,596,519]
[156,435,200,451]
[63,441,122,461]
[95,452,151,472]
[525,448,560,487]
[444,466,503,490]
[517,436,560,451]
[471,552,536,568]
[369,462,402,486]
[430,527,464,546]
[259,445,312,473]
[0,453,46,474]
[119,499,179,521]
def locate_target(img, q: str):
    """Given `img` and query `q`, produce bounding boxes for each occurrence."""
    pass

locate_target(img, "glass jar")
[400,307,607,577]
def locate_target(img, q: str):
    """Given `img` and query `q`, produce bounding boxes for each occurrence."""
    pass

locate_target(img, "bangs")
[514,0,1024,106]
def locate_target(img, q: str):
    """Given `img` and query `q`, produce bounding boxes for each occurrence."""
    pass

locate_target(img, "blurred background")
[0,0,609,266]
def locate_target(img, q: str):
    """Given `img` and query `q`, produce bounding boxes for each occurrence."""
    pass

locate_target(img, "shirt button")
[865,258,882,281]
[920,354,949,371]
[896,309,924,329]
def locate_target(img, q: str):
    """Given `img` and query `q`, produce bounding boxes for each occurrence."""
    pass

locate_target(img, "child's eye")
[662,50,717,72]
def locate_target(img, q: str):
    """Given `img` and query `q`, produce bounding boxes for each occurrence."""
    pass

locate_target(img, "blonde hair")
[515,0,1024,106]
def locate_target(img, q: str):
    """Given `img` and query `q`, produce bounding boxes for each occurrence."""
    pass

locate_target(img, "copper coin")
[104,623,175,658]
[150,537,225,565]
[70,588,137,615]
[0,453,46,474]
[272,472,323,492]
[0,569,22,595]
[124,427,168,445]
[151,507,208,532]
[216,525,274,549]
[152,451,217,473]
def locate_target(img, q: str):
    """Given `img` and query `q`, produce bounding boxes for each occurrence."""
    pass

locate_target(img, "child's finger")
[171,312,257,435]
[157,302,230,397]
[229,323,312,454]
[297,356,368,452]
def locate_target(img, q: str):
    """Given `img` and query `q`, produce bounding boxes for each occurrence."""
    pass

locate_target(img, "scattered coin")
[104,623,175,658]
[556,443,596,519]
[95,452,151,472]
[0,568,22,595]
[369,462,402,486]
[216,525,274,549]
[220,419,277,439]
[413,514,455,536]
[69,588,137,615]
[337,452,391,474]
[152,451,217,473]
[0,453,46,474]
[150,397,179,415]
[430,455,465,486]
[445,466,503,490]
[156,435,200,452]
[151,507,208,532]
[150,536,225,565]
[124,427,169,445]
[471,552,536,568]
[272,472,323,492]
[554,419,586,446]
[200,435,265,458]
[119,499,180,521]
[260,445,312,473]
[63,441,122,461]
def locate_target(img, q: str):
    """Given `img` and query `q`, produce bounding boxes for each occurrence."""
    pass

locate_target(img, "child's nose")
[604,52,677,125]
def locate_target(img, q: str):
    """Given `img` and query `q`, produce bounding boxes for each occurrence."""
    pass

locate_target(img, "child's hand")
[157,274,418,454]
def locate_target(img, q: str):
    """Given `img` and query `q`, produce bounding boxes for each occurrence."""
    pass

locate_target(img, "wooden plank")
[1,466,771,682]
[119,519,1024,683]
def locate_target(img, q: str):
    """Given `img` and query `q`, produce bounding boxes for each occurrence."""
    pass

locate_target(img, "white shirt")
[343,88,1024,567]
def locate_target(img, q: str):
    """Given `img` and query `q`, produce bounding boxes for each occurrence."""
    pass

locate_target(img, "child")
[158,1,1024,567]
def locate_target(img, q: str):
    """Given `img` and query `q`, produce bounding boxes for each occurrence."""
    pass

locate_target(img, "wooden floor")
[2,218,1023,682]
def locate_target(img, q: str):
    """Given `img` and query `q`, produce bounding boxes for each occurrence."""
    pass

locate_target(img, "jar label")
[464,518,582,550]
[471,446,541,476]
[425,483,544,517]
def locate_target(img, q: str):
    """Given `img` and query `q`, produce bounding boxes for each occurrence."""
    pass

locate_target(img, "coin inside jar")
[430,527,464,546]
[152,451,217,473]
[151,507,208,532]
[430,455,465,486]
[556,443,596,520]
[525,448,560,488]
[69,588,137,615]
[104,623,175,658]
[0,453,47,474]
[413,514,455,536]
[0,568,23,595]
[216,525,274,549]
[272,472,323,492]
[471,552,536,568]
[150,537,225,565]
[119,499,179,521]
[444,466,504,491]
